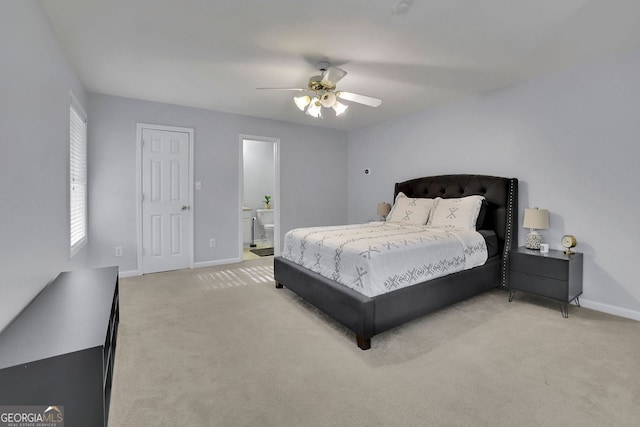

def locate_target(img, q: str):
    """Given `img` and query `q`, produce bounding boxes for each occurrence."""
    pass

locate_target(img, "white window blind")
[70,95,87,255]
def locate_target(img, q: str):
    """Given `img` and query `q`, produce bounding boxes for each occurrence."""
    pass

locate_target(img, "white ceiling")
[41,0,640,131]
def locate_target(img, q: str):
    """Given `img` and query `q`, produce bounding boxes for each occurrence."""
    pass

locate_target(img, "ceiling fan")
[257,61,382,118]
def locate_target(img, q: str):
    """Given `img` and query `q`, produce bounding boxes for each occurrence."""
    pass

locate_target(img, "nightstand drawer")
[511,252,567,280]
[510,271,567,300]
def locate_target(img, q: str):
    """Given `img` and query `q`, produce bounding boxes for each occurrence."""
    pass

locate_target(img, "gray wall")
[87,94,348,272]
[348,48,640,319]
[0,1,90,331]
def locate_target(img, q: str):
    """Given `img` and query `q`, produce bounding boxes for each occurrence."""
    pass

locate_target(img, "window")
[70,94,87,256]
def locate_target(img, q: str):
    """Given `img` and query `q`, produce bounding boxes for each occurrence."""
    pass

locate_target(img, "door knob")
[181,205,190,211]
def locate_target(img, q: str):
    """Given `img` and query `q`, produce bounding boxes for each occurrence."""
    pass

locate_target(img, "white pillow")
[386,192,434,225]
[427,195,485,230]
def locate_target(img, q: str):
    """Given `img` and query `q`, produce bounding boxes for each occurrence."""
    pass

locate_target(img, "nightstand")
[509,246,583,317]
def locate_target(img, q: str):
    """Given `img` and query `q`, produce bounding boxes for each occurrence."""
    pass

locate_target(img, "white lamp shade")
[332,100,348,116]
[306,98,322,118]
[320,92,336,108]
[523,208,549,230]
[294,95,311,111]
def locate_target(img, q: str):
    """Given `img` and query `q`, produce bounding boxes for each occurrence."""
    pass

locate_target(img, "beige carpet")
[109,258,640,426]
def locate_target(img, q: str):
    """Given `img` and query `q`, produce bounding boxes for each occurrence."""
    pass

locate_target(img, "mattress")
[282,222,488,297]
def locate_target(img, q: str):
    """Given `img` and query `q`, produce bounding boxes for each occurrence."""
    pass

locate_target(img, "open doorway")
[240,136,279,260]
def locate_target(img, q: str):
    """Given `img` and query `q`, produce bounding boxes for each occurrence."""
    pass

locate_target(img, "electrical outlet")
[115,246,123,257]
[209,238,216,248]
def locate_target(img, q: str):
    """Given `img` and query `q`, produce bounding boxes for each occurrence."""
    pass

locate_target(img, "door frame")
[239,134,280,259]
[136,123,195,275]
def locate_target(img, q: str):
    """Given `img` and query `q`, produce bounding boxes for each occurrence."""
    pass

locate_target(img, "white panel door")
[141,128,191,274]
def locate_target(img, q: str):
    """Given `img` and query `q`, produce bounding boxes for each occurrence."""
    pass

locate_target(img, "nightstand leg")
[509,289,517,302]
[575,296,580,307]
[560,302,569,318]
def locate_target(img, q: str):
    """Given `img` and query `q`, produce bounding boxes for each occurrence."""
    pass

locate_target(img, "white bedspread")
[282,222,488,297]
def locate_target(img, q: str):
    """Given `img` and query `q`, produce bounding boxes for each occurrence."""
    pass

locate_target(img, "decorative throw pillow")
[386,192,434,225]
[427,195,485,230]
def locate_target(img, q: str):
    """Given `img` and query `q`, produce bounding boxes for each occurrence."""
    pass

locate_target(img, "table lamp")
[523,207,549,250]
[377,202,391,220]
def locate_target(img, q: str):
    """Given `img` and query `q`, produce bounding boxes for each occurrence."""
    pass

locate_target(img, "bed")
[274,174,518,350]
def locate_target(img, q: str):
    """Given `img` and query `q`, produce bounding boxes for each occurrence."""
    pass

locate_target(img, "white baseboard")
[193,257,243,269]
[118,270,139,278]
[580,298,640,322]
[118,257,244,279]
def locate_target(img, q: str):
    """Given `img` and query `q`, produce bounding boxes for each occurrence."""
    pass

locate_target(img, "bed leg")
[356,335,371,350]
[275,282,283,289]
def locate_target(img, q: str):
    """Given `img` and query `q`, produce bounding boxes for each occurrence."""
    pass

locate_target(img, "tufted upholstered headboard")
[394,174,518,287]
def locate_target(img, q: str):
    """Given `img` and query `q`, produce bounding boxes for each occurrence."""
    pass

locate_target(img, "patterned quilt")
[282,222,488,297]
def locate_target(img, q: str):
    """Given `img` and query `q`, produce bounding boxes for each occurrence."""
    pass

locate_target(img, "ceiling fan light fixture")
[306,97,322,118]
[293,95,311,111]
[332,100,348,116]
[320,91,336,108]
[259,63,380,120]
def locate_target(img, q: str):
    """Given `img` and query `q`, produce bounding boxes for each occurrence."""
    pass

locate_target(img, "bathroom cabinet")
[243,207,253,246]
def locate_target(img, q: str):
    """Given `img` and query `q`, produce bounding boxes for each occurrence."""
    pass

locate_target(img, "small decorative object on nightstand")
[509,246,583,318]
[523,207,549,249]
[377,202,391,220]
[562,234,577,255]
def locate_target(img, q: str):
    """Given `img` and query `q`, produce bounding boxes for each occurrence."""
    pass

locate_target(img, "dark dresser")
[0,266,119,426]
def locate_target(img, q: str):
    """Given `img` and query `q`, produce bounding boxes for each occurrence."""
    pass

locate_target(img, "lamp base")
[525,231,542,250]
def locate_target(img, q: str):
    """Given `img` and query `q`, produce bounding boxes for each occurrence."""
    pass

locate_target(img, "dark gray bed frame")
[274,174,518,350]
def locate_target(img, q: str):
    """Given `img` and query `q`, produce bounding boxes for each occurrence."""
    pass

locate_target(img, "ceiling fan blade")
[321,67,347,88]
[256,87,308,91]
[336,91,382,107]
